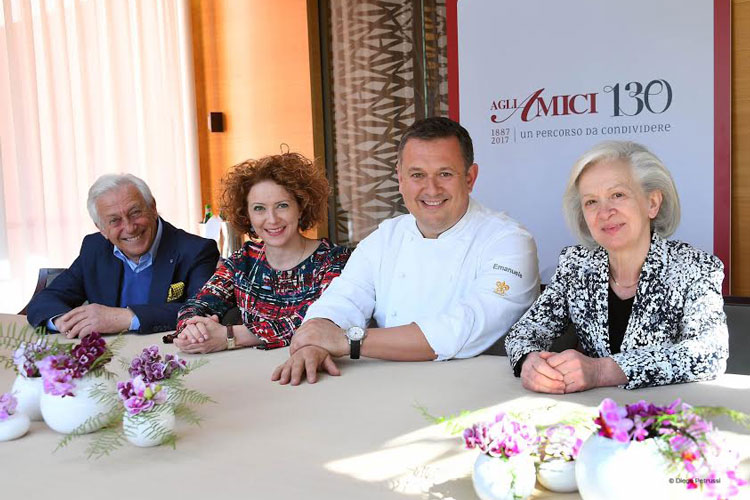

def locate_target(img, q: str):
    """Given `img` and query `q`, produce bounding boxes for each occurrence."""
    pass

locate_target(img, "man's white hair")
[87,174,155,227]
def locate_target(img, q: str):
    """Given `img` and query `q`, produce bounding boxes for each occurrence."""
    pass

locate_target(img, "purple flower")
[70,332,107,377]
[0,393,18,420]
[128,345,186,383]
[36,355,77,397]
[463,422,490,452]
[595,399,633,443]
[592,398,747,498]
[123,395,155,416]
[118,375,169,416]
[464,412,537,459]
[540,424,584,461]
[13,339,54,377]
[631,415,652,441]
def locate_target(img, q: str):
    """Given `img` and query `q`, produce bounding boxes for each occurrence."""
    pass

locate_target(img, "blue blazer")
[26,218,220,334]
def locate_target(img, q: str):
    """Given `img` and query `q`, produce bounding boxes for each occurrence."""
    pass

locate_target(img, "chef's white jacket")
[304,198,540,360]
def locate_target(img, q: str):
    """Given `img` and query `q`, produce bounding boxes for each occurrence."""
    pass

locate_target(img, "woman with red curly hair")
[172,153,351,353]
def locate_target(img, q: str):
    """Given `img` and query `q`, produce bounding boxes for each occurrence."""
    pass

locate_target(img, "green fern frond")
[54,408,120,452]
[0,354,15,370]
[693,406,750,430]
[85,427,126,460]
[122,407,178,446]
[118,357,131,372]
[414,402,478,435]
[161,432,177,449]
[0,323,36,350]
[106,334,127,357]
[88,384,123,409]
[173,403,203,427]
[182,358,209,374]
[168,386,215,406]
[0,323,58,351]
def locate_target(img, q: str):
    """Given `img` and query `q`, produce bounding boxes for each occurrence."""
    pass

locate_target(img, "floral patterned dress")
[176,238,351,349]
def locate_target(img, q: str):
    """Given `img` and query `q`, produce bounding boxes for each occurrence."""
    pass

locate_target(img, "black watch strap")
[350,339,361,359]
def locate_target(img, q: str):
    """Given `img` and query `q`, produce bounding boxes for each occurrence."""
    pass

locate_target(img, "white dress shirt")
[304,198,540,360]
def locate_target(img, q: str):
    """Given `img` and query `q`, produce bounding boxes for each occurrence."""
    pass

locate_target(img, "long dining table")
[0,313,748,499]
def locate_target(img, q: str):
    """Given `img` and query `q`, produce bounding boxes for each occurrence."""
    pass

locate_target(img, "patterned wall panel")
[327,0,448,246]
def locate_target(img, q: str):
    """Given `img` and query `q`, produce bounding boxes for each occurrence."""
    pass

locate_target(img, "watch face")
[346,326,365,341]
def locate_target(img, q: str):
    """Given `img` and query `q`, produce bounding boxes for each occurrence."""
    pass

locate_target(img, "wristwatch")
[226,325,237,350]
[344,326,366,359]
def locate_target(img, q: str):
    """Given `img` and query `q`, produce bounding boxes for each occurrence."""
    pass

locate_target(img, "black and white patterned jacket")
[505,233,728,389]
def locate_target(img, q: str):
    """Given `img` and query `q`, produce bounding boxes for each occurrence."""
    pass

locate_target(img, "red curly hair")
[220,153,329,237]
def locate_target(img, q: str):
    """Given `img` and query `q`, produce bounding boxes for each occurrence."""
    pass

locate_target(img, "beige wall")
[190,0,321,235]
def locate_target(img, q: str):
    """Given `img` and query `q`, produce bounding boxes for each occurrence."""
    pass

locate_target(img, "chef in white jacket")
[272,117,540,385]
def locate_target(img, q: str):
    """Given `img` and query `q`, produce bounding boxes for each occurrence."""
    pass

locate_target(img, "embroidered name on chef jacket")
[492,263,523,279]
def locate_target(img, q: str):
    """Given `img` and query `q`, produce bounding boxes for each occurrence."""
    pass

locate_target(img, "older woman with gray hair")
[505,141,728,392]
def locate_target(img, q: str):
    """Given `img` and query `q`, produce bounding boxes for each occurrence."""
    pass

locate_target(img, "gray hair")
[562,140,681,248]
[87,174,155,227]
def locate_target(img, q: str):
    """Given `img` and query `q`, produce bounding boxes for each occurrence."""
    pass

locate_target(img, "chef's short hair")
[397,117,474,172]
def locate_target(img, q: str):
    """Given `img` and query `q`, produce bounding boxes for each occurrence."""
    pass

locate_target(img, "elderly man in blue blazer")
[27,174,220,337]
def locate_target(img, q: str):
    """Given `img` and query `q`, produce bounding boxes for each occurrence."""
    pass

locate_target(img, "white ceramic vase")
[472,452,536,500]
[0,413,31,441]
[537,459,577,493]
[11,374,43,421]
[576,434,670,500]
[40,374,115,434]
[123,406,176,447]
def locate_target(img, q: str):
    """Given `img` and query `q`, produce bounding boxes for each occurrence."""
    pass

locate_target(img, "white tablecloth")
[0,314,748,499]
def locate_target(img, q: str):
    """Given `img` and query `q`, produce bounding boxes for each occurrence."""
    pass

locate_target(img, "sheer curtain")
[0,0,201,314]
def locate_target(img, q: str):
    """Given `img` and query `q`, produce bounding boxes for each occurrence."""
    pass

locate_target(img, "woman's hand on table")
[545,349,628,393]
[271,345,340,386]
[520,351,566,394]
[174,315,226,354]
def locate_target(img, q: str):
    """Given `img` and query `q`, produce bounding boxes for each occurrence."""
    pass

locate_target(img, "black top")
[608,285,634,354]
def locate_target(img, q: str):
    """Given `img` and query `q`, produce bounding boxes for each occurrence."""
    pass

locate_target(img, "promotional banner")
[447,0,730,287]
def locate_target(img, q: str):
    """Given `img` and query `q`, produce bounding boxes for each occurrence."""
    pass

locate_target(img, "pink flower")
[593,398,746,498]
[463,422,490,452]
[595,399,633,443]
[0,393,18,420]
[118,375,169,416]
[13,339,53,377]
[464,413,537,459]
[36,355,77,397]
[540,424,584,461]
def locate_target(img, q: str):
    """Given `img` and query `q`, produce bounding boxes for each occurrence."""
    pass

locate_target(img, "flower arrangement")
[12,338,62,378]
[463,412,540,500]
[463,412,538,458]
[0,323,61,375]
[538,424,584,463]
[56,345,211,458]
[117,346,189,421]
[0,393,17,421]
[594,398,748,498]
[36,333,115,397]
[117,376,169,416]
[128,345,187,383]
